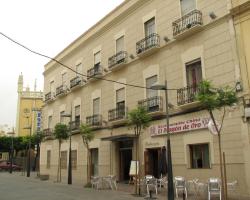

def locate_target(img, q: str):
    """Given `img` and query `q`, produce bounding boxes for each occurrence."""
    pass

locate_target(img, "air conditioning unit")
[244,107,250,118]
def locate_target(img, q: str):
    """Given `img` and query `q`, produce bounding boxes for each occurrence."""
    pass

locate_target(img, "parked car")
[0,160,22,171]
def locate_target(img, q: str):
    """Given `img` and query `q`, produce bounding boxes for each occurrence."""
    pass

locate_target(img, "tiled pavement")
[0,172,248,200]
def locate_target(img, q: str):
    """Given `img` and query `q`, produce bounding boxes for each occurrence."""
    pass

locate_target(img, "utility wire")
[0,32,179,90]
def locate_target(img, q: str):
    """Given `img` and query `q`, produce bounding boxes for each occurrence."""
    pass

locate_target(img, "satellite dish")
[208,119,221,135]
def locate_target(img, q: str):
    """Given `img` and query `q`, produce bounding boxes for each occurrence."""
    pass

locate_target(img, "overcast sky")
[0,0,124,127]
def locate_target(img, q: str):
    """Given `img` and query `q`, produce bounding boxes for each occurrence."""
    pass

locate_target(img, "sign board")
[37,111,41,131]
[129,160,139,176]
[150,117,210,137]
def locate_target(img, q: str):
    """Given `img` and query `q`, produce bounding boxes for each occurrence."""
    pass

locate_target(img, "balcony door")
[180,0,196,15]
[144,18,155,48]
[116,88,125,118]
[186,59,202,87]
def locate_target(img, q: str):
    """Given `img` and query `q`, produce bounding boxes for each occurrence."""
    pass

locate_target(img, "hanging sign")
[129,160,139,176]
[150,117,210,137]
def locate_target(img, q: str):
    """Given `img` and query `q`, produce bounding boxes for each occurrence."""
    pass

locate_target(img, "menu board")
[129,160,139,176]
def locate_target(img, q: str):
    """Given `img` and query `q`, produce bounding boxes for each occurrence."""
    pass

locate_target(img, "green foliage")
[196,80,238,111]
[127,106,151,136]
[80,124,94,147]
[53,123,69,141]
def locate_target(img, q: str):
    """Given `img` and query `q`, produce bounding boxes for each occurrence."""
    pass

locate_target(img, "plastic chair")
[208,178,221,200]
[145,175,158,195]
[174,176,187,198]
[91,176,101,190]
[227,180,237,192]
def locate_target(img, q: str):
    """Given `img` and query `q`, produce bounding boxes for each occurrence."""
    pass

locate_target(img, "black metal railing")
[108,51,128,68]
[138,96,163,113]
[177,85,199,106]
[70,120,81,130]
[108,106,127,121]
[70,76,82,88]
[87,64,103,79]
[86,114,102,126]
[136,33,160,55]
[56,85,66,96]
[43,128,53,137]
[45,92,52,102]
[172,9,203,37]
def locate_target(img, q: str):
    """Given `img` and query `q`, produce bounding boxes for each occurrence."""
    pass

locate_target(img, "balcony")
[108,106,128,125]
[70,120,81,131]
[138,96,164,116]
[108,51,128,71]
[87,64,103,81]
[43,128,54,139]
[44,92,54,103]
[177,85,200,109]
[70,76,86,90]
[86,114,102,127]
[172,9,203,40]
[136,33,160,58]
[56,85,67,97]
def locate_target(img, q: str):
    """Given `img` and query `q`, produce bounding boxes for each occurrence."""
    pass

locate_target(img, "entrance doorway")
[91,148,99,176]
[144,147,167,178]
[119,140,133,182]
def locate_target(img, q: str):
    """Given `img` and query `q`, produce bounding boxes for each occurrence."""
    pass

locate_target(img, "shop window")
[71,150,77,170]
[189,143,210,169]
[46,150,51,169]
[61,151,67,169]
[186,59,202,87]
[180,0,196,15]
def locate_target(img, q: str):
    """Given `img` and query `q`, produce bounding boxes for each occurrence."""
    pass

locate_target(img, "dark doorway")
[119,140,133,182]
[145,147,167,178]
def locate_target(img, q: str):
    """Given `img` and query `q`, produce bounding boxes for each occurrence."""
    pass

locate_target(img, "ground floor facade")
[40,108,250,197]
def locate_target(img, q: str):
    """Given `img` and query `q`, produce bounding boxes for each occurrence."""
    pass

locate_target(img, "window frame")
[189,143,210,169]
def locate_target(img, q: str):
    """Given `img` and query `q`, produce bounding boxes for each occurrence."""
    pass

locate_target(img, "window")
[60,151,67,169]
[60,111,65,123]
[180,0,196,15]
[93,98,100,115]
[71,150,77,170]
[50,81,54,93]
[189,144,210,169]
[146,75,158,98]
[48,116,52,129]
[62,73,67,86]
[116,36,124,53]
[76,63,82,75]
[94,51,101,66]
[116,88,125,108]
[46,150,51,169]
[75,105,80,122]
[144,18,155,37]
[186,59,202,86]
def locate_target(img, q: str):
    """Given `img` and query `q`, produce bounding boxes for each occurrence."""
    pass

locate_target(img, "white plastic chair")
[91,176,101,190]
[208,178,221,200]
[159,176,168,190]
[145,175,158,195]
[174,176,187,198]
[227,180,237,192]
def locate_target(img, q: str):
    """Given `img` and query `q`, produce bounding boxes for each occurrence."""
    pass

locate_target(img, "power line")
[0,32,178,90]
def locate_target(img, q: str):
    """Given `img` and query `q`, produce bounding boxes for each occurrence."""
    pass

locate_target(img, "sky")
[0,0,124,127]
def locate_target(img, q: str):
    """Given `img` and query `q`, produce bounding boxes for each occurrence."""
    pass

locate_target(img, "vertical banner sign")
[37,111,41,131]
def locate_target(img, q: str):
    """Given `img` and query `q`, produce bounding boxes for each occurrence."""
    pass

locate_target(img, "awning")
[101,134,136,142]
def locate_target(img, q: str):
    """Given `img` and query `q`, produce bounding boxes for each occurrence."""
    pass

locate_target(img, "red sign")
[150,117,210,137]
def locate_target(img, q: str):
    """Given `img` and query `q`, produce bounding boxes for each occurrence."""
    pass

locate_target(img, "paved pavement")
[0,172,248,200]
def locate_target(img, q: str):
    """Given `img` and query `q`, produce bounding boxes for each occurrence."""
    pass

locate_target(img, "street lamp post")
[151,80,174,200]
[24,117,32,178]
[61,112,72,185]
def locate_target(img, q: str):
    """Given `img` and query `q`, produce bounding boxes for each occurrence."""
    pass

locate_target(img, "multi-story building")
[40,0,250,197]
[16,73,43,136]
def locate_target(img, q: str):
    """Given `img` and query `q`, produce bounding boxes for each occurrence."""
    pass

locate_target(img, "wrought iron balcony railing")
[70,76,83,89]
[43,128,53,138]
[138,96,163,113]
[56,85,67,96]
[136,33,160,55]
[86,114,102,127]
[87,64,103,80]
[177,84,199,106]
[45,92,52,102]
[108,106,127,121]
[172,9,203,37]
[70,120,81,130]
[108,51,128,68]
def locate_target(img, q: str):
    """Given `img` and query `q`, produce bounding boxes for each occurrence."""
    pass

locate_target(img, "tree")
[54,123,69,182]
[127,106,151,195]
[33,131,44,172]
[196,80,238,200]
[79,123,94,185]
